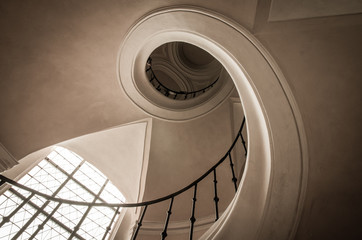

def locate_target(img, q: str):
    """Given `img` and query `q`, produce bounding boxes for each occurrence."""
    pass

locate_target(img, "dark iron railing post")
[8,188,86,240]
[213,169,220,221]
[146,57,219,100]
[189,184,197,240]
[132,205,148,240]
[0,192,35,228]
[101,206,121,240]
[0,116,247,239]
[239,117,247,156]
[228,152,238,192]
[28,202,62,240]
[161,197,174,239]
[11,159,86,240]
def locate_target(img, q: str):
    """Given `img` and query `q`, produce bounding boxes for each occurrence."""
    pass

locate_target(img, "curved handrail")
[0,116,247,239]
[146,57,219,100]
[0,117,246,208]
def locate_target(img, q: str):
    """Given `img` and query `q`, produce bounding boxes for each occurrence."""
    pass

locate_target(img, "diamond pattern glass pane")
[19,213,46,238]
[73,162,107,195]
[101,182,125,203]
[34,219,70,240]
[18,160,67,196]
[73,168,103,195]
[0,190,23,222]
[78,206,115,240]
[56,180,94,202]
[0,221,20,239]
[53,147,82,167]
[52,204,87,230]
[0,146,125,240]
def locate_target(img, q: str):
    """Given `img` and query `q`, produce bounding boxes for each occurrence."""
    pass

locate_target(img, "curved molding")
[120,6,308,240]
[118,14,235,121]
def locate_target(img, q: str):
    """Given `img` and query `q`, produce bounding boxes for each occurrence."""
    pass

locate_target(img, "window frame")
[0,146,126,240]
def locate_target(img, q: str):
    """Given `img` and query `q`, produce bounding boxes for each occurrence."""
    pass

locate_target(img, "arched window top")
[0,146,125,239]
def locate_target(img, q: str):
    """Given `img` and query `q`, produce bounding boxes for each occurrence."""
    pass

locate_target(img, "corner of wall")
[0,142,18,173]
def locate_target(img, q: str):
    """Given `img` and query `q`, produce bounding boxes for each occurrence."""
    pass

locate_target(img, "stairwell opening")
[118,6,308,240]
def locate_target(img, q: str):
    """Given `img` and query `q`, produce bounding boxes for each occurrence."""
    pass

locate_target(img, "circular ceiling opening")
[146,42,224,101]
[180,42,215,66]
[119,39,235,121]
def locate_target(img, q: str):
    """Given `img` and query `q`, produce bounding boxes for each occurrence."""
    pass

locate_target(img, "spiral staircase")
[1,1,361,240]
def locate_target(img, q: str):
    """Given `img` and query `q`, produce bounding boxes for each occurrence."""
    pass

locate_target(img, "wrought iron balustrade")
[0,117,248,240]
[146,57,219,100]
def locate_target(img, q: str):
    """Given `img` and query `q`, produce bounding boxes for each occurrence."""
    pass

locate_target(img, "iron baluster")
[189,184,197,240]
[0,192,35,228]
[131,205,148,240]
[213,169,220,221]
[11,159,86,240]
[0,116,248,239]
[101,206,121,240]
[28,202,62,240]
[228,152,238,192]
[8,188,86,240]
[161,197,174,239]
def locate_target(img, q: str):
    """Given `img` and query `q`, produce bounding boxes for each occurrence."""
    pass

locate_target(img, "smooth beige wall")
[254,2,362,238]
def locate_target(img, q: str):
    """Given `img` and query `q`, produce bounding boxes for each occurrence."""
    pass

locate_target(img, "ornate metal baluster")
[150,74,155,82]
[11,159,86,240]
[161,197,174,239]
[101,206,121,240]
[0,192,35,228]
[28,202,62,240]
[8,188,85,240]
[213,169,219,221]
[228,152,238,192]
[189,184,197,240]
[132,205,148,240]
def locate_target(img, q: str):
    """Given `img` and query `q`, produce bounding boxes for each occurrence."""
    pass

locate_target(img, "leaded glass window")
[0,146,125,240]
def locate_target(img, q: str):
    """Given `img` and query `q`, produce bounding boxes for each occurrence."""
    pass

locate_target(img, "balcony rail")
[146,57,219,100]
[0,117,247,240]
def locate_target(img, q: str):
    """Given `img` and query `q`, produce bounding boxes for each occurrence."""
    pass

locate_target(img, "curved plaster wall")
[119,7,308,240]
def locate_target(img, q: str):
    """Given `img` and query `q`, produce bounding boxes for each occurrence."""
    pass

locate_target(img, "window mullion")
[68,179,109,240]
[10,160,85,240]
[46,157,112,206]
[0,192,35,228]
[9,188,86,240]
[28,201,62,240]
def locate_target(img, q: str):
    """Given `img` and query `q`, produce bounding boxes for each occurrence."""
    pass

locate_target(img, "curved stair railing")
[146,57,219,100]
[0,117,247,240]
